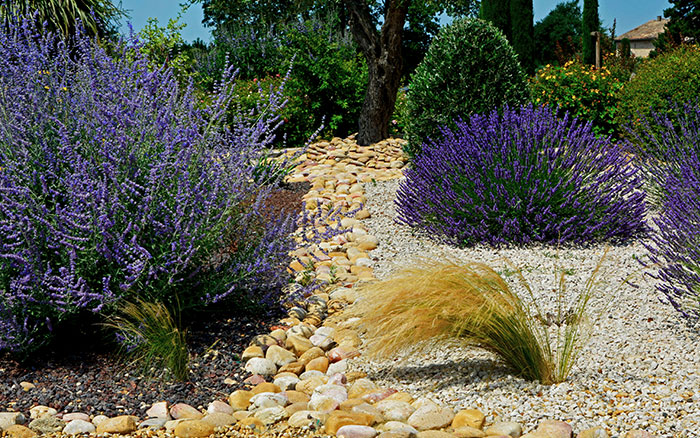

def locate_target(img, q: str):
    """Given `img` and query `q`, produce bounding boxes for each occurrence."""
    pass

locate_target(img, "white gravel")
[347,178,700,438]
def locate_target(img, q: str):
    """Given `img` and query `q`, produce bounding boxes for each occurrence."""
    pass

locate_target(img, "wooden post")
[590,31,601,69]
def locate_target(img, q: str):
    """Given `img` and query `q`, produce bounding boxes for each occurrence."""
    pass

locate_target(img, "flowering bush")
[395,105,646,246]
[530,61,625,138]
[637,102,700,323]
[617,44,700,143]
[0,20,296,353]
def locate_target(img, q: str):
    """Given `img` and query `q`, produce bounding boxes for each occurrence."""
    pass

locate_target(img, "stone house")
[615,16,669,58]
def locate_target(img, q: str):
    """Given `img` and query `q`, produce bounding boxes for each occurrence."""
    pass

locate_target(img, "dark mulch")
[0,181,310,417]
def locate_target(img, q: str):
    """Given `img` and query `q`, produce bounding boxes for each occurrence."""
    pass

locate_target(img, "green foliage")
[404,18,529,158]
[479,0,511,40]
[509,0,535,73]
[0,0,125,38]
[620,38,631,59]
[534,0,582,66]
[134,17,195,84]
[531,61,625,137]
[616,44,700,142]
[582,0,599,65]
[389,87,410,138]
[279,21,368,145]
[659,0,700,53]
[103,299,189,381]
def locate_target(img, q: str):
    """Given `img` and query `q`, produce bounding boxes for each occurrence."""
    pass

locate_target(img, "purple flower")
[396,105,646,246]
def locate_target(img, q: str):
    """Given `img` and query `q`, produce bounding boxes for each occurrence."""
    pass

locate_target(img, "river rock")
[535,420,572,438]
[170,403,203,420]
[95,416,137,434]
[61,413,90,423]
[266,345,297,367]
[4,425,36,438]
[147,401,171,419]
[484,422,522,438]
[250,392,288,409]
[245,358,277,377]
[452,409,485,430]
[254,406,288,425]
[202,412,236,427]
[173,420,215,438]
[28,417,63,434]
[229,390,254,411]
[407,406,455,431]
[375,400,415,422]
[62,420,95,435]
[337,425,379,438]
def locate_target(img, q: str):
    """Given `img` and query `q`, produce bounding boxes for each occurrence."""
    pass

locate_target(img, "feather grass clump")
[352,254,610,384]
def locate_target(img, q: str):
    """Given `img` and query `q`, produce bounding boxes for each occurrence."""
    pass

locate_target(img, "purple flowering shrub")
[637,101,700,323]
[396,105,646,246]
[0,20,297,353]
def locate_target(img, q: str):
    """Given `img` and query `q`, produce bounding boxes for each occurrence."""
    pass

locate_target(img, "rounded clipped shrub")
[396,105,646,246]
[617,44,700,143]
[404,18,530,158]
[0,20,296,353]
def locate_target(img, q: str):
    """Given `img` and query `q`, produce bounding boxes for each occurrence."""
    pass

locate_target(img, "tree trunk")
[345,0,408,146]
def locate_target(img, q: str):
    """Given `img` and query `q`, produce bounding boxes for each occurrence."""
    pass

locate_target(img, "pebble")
[62,419,95,435]
[27,417,63,434]
[254,406,288,425]
[173,419,215,438]
[95,415,137,434]
[4,425,36,438]
[245,358,278,377]
[336,425,379,438]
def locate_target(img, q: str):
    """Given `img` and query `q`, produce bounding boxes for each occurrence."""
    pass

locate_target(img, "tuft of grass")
[352,252,611,384]
[103,299,189,381]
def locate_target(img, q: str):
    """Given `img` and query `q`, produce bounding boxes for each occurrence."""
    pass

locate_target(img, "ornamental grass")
[353,254,611,384]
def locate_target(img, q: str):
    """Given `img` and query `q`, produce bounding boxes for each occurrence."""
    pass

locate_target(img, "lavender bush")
[0,19,297,353]
[637,101,700,323]
[396,105,646,246]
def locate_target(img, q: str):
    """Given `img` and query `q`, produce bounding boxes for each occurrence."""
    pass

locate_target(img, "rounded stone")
[407,406,455,431]
[173,420,215,438]
[452,409,485,430]
[245,358,277,377]
[375,400,415,422]
[254,406,288,425]
[95,416,137,434]
[62,420,95,435]
[337,425,379,438]
[28,417,63,435]
[228,390,253,411]
[4,425,36,438]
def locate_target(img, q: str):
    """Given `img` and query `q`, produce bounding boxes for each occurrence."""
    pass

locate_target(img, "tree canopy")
[534,0,582,66]
[0,0,126,38]
[657,0,700,51]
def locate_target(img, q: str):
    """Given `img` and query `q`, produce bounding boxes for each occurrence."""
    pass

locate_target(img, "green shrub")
[404,18,530,158]
[389,87,409,138]
[530,60,625,137]
[617,44,700,143]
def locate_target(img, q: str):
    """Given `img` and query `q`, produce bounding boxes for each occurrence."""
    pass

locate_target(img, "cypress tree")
[510,0,535,73]
[582,0,599,65]
[480,0,512,41]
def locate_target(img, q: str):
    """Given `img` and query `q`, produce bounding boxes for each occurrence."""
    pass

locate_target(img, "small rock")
[452,409,485,430]
[285,402,310,416]
[28,417,63,434]
[95,416,137,434]
[328,346,360,362]
[578,427,609,438]
[296,376,326,395]
[289,324,314,338]
[288,411,327,429]
[362,388,397,404]
[284,390,311,404]
[298,347,325,366]
[29,406,57,420]
[91,415,109,427]
[269,329,287,343]
[381,421,419,434]
[243,374,267,385]
[337,425,378,438]
[327,359,349,376]
[308,396,339,413]
[207,400,233,415]
[352,403,385,424]
[625,431,653,438]
[306,357,330,374]
[170,403,203,420]
[454,426,486,438]
[4,425,36,438]
[0,413,26,430]
[417,431,456,438]
[266,345,297,367]
[279,361,305,374]
[19,382,35,392]
[62,420,96,435]
[378,433,413,438]
[249,392,288,409]
[229,390,254,411]
[536,420,572,438]
[313,384,348,404]
[241,345,265,361]
[274,375,300,391]
[139,418,168,430]
[325,411,376,435]
[286,334,314,355]
[407,406,455,431]
[62,413,90,423]
[147,401,171,419]
[348,379,378,398]
[485,422,522,438]
[375,400,415,422]
[245,358,277,377]
[251,382,282,394]
[300,370,326,380]
[173,420,215,438]
[250,334,279,349]
[329,373,348,386]
[202,412,236,427]
[254,406,288,425]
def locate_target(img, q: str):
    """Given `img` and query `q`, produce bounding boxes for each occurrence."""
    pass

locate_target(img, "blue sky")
[119,1,671,43]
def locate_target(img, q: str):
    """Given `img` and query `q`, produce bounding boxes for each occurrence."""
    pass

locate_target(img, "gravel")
[349,178,700,437]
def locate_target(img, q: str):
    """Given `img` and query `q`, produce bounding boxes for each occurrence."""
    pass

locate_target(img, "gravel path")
[348,178,700,437]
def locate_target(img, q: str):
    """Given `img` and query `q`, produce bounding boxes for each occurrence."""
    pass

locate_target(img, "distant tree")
[0,0,126,38]
[510,0,534,72]
[582,0,599,65]
[480,0,511,40]
[534,0,581,66]
[655,0,699,53]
